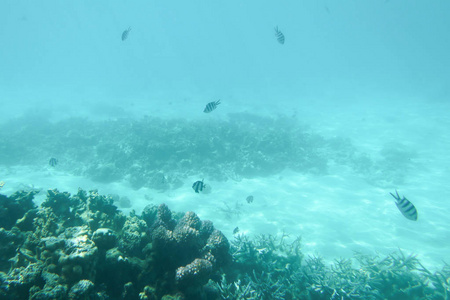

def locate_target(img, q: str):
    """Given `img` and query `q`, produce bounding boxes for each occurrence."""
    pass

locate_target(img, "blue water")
[2,1,449,119]
[1,0,450,271]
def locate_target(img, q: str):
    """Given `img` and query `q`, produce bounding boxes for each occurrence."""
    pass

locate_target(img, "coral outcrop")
[0,189,230,299]
[175,258,213,287]
[0,190,37,230]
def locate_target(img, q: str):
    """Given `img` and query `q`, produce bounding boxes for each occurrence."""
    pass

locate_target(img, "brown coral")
[203,229,230,264]
[177,211,201,230]
[151,225,175,252]
[157,204,172,226]
[199,220,214,240]
[175,258,212,287]
[173,225,200,246]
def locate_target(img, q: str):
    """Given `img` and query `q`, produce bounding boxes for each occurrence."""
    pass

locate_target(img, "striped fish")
[274,26,285,44]
[203,100,221,113]
[390,190,418,221]
[192,179,205,193]
[122,27,131,41]
[49,157,58,167]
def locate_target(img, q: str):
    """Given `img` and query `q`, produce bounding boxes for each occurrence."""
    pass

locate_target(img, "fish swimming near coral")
[122,27,131,41]
[246,195,254,204]
[0,181,4,189]
[203,100,221,113]
[192,179,206,193]
[49,157,58,167]
[390,190,418,221]
[233,227,239,234]
[274,26,285,44]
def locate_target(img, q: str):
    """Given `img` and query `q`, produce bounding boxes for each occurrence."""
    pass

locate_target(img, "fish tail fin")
[390,189,400,201]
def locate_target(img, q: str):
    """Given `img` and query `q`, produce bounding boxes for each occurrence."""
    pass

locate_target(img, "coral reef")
[149,206,231,297]
[0,113,414,188]
[1,188,448,299]
[214,233,450,300]
[0,189,230,299]
[0,190,37,230]
[176,258,213,287]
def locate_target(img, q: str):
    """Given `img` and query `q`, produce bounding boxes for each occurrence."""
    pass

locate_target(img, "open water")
[1,0,450,276]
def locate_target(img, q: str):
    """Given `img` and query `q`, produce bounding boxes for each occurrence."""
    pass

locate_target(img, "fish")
[203,100,221,113]
[192,179,205,193]
[49,157,58,167]
[122,27,131,41]
[274,26,285,44]
[233,227,240,234]
[246,195,254,204]
[390,190,418,221]
[0,181,4,189]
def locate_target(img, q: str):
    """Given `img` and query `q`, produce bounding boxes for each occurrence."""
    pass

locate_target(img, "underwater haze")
[1,0,450,299]
[2,0,449,120]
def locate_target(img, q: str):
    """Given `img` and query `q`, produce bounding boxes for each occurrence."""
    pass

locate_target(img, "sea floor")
[1,157,448,271]
[1,96,449,271]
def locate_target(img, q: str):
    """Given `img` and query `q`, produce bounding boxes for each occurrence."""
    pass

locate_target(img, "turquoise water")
[1,1,450,298]
[2,1,449,120]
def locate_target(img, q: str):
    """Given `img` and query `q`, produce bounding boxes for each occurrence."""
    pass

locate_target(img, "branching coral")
[214,234,447,300]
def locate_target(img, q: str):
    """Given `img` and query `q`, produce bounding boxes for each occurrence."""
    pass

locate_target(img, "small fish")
[233,227,239,234]
[192,179,205,193]
[390,190,418,221]
[274,26,285,44]
[0,181,4,189]
[246,195,254,204]
[256,248,269,255]
[203,100,221,113]
[122,27,131,41]
[49,157,58,167]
